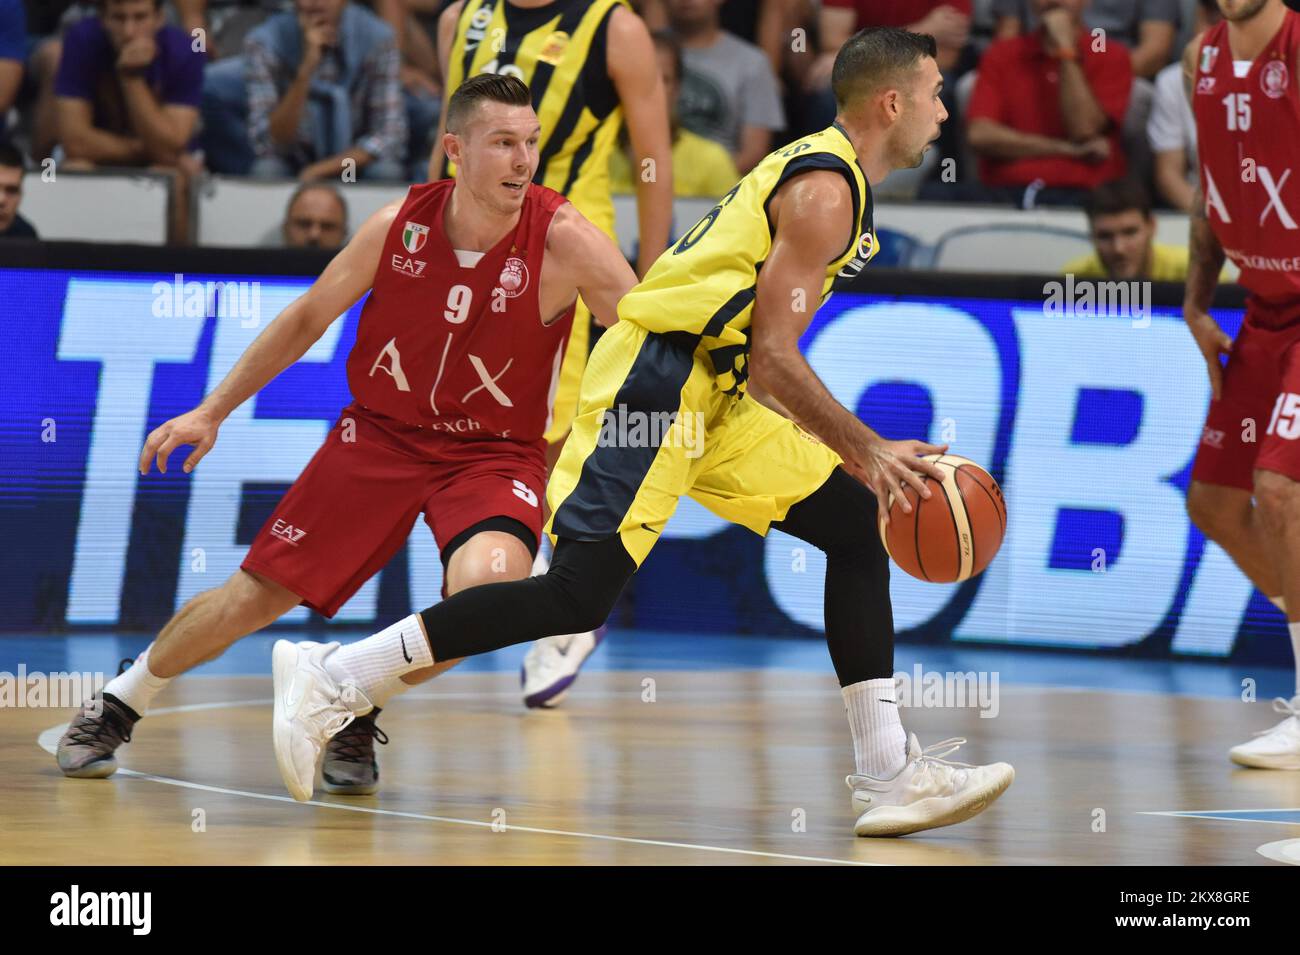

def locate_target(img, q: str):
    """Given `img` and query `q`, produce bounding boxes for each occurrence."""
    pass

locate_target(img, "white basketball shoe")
[1228,696,1300,770]
[520,625,606,708]
[847,734,1015,837]
[272,640,374,802]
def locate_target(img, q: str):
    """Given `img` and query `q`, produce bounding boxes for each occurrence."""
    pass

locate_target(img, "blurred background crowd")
[2,0,1292,276]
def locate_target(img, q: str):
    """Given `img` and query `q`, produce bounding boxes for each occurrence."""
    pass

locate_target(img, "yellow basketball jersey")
[444,0,627,237]
[617,123,877,396]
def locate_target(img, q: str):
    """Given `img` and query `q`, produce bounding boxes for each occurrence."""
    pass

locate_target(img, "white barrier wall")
[195,177,406,248]
[20,171,170,245]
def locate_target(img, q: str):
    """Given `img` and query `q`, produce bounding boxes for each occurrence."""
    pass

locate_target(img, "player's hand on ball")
[853,439,950,525]
[139,409,220,475]
[1185,309,1233,400]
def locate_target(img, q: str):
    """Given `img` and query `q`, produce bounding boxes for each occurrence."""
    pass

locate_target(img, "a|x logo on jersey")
[463,355,515,407]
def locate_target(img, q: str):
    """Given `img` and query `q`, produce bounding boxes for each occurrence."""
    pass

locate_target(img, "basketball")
[877,454,1006,583]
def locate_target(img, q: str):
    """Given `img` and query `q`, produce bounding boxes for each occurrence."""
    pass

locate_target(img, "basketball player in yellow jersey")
[427,0,672,705]
[280,27,1016,837]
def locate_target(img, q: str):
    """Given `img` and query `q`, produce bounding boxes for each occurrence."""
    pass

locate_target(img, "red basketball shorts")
[241,402,546,617]
[1191,300,1300,491]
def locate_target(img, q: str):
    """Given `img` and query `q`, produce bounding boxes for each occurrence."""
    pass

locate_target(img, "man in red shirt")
[803,2,971,142]
[816,1,971,75]
[963,0,1132,204]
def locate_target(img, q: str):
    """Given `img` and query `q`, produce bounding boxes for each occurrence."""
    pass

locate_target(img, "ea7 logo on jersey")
[391,254,428,277]
[402,221,429,254]
[271,519,307,545]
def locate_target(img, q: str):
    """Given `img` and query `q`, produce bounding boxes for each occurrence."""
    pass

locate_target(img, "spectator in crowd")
[53,0,204,172]
[0,142,37,238]
[609,30,738,198]
[959,0,1132,206]
[279,180,347,247]
[638,0,795,83]
[52,0,203,241]
[805,1,970,155]
[0,0,24,125]
[194,1,436,178]
[991,0,1180,80]
[1148,0,1221,212]
[173,1,292,61]
[25,2,98,161]
[815,2,971,77]
[366,0,442,179]
[1062,178,1193,280]
[245,0,408,181]
[188,2,292,175]
[663,0,785,174]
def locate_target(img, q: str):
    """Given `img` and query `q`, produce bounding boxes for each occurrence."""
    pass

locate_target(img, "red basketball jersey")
[1193,12,1300,304]
[346,179,574,442]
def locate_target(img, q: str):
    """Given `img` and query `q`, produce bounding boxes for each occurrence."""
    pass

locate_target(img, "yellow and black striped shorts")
[545,320,843,566]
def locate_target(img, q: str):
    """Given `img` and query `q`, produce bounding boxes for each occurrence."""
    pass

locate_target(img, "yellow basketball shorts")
[546,320,843,566]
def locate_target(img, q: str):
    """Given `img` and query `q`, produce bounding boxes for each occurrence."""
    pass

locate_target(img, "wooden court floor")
[3,670,1298,865]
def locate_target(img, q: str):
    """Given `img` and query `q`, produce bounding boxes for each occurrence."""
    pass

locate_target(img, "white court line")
[38,696,881,867]
[1257,839,1300,864]
[1138,809,1300,826]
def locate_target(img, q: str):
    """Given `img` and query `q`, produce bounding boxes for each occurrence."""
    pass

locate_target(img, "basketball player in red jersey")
[1184,0,1300,768]
[55,74,638,791]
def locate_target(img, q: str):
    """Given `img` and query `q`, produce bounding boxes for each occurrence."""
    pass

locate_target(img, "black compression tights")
[420,468,895,686]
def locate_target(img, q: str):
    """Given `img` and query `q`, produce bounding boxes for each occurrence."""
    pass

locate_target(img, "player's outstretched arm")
[138,199,402,475]
[749,171,945,521]
[546,202,638,328]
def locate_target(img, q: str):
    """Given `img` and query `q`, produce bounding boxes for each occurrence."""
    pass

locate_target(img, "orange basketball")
[877,454,1006,583]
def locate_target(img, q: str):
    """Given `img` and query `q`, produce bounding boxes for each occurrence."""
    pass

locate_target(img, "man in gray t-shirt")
[991,0,1181,78]
[666,0,784,174]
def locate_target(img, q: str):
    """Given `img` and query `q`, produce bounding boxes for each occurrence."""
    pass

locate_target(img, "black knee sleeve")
[773,468,896,686]
[419,536,634,661]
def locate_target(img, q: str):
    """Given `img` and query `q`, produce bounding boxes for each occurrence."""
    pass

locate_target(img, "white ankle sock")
[101,646,171,716]
[367,674,414,709]
[1290,621,1300,697]
[1270,595,1286,612]
[842,678,907,778]
[326,615,433,701]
